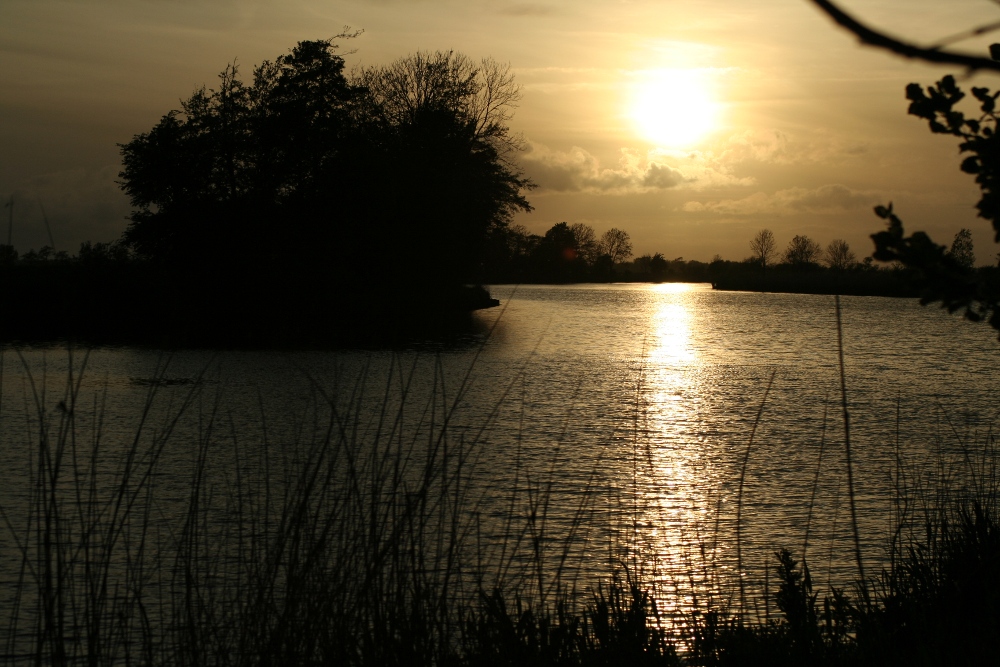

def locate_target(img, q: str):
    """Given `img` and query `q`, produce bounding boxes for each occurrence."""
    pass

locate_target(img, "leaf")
[972,87,997,113]
[905,82,927,102]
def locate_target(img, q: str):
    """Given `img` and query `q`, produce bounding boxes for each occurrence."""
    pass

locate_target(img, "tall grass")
[0,347,690,666]
[0,343,997,666]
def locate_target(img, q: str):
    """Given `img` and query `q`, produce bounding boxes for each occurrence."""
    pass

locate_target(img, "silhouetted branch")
[929,19,1000,49]
[809,0,1000,72]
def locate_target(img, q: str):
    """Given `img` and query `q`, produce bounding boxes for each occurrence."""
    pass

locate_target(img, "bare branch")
[808,0,1000,72]
[929,19,1000,49]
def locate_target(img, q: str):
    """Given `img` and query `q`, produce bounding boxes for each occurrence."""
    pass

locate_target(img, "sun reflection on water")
[648,283,696,366]
[616,284,726,620]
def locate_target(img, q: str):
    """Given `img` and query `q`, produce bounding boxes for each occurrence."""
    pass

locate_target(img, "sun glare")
[630,69,719,148]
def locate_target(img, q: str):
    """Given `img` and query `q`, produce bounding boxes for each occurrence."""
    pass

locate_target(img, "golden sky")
[2,0,999,263]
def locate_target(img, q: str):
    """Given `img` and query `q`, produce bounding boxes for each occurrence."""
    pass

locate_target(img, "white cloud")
[681,184,881,216]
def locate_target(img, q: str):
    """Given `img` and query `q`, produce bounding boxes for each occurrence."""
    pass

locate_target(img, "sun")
[630,69,719,148]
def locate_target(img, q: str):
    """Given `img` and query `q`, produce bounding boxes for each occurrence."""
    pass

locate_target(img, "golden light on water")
[649,283,696,366]
[629,69,720,148]
[631,284,717,616]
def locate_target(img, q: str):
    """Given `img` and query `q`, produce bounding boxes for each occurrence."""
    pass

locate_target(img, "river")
[1,282,997,633]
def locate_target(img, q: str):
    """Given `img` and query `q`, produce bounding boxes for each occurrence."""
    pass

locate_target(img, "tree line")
[748,227,977,272]
[4,219,978,297]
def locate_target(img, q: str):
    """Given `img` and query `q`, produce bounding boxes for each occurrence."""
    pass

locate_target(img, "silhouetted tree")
[482,223,540,281]
[119,37,359,264]
[22,246,57,263]
[783,234,822,266]
[599,228,633,264]
[351,50,533,284]
[499,224,538,258]
[638,253,669,281]
[750,228,777,269]
[526,222,609,281]
[825,239,857,271]
[78,241,130,264]
[358,52,524,160]
[569,223,598,264]
[118,39,534,322]
[949,228,976,269]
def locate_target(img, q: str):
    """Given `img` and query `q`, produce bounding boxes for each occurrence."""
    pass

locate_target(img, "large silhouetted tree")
[353,51,532,283]
[118,40,532,295]
[120,39,359,264]
[529,222,597,282]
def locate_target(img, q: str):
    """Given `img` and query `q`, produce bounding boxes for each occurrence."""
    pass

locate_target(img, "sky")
[3,0,1000,263]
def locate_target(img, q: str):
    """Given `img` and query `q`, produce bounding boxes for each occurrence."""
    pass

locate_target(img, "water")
[1,283,997,629]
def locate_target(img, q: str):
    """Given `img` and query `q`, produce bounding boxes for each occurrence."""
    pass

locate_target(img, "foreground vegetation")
[0,346,996,666]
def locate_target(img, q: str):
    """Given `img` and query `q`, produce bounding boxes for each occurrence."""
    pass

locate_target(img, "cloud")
[708,129,870,167]
[681,184,881,216]
[643,163,685,189]
[520,144,690,194]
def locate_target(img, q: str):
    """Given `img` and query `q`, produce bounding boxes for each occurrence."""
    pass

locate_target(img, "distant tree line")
[482,222,633,283]
[711,226,995,296]
[6,218,977,313]
[476,220,987,294]
[745,227,978,272]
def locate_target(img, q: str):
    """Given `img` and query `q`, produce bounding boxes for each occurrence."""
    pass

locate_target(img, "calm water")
[1,283,998,619]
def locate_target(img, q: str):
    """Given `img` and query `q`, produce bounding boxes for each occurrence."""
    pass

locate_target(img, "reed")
[0,342,997,666]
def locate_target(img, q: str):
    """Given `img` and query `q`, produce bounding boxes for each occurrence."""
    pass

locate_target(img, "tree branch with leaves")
[809,1,1000,335]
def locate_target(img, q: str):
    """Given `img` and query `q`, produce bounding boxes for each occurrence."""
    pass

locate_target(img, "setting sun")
[630,69,720,148]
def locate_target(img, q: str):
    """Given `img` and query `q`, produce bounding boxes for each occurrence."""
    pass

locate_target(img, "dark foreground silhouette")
[2,40,526,348]
[0,259,499,348]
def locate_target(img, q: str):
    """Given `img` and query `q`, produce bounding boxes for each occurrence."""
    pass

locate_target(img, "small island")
[1,41,532,347]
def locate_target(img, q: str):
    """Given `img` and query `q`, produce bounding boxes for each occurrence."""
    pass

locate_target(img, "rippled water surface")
[2,283,998,618]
